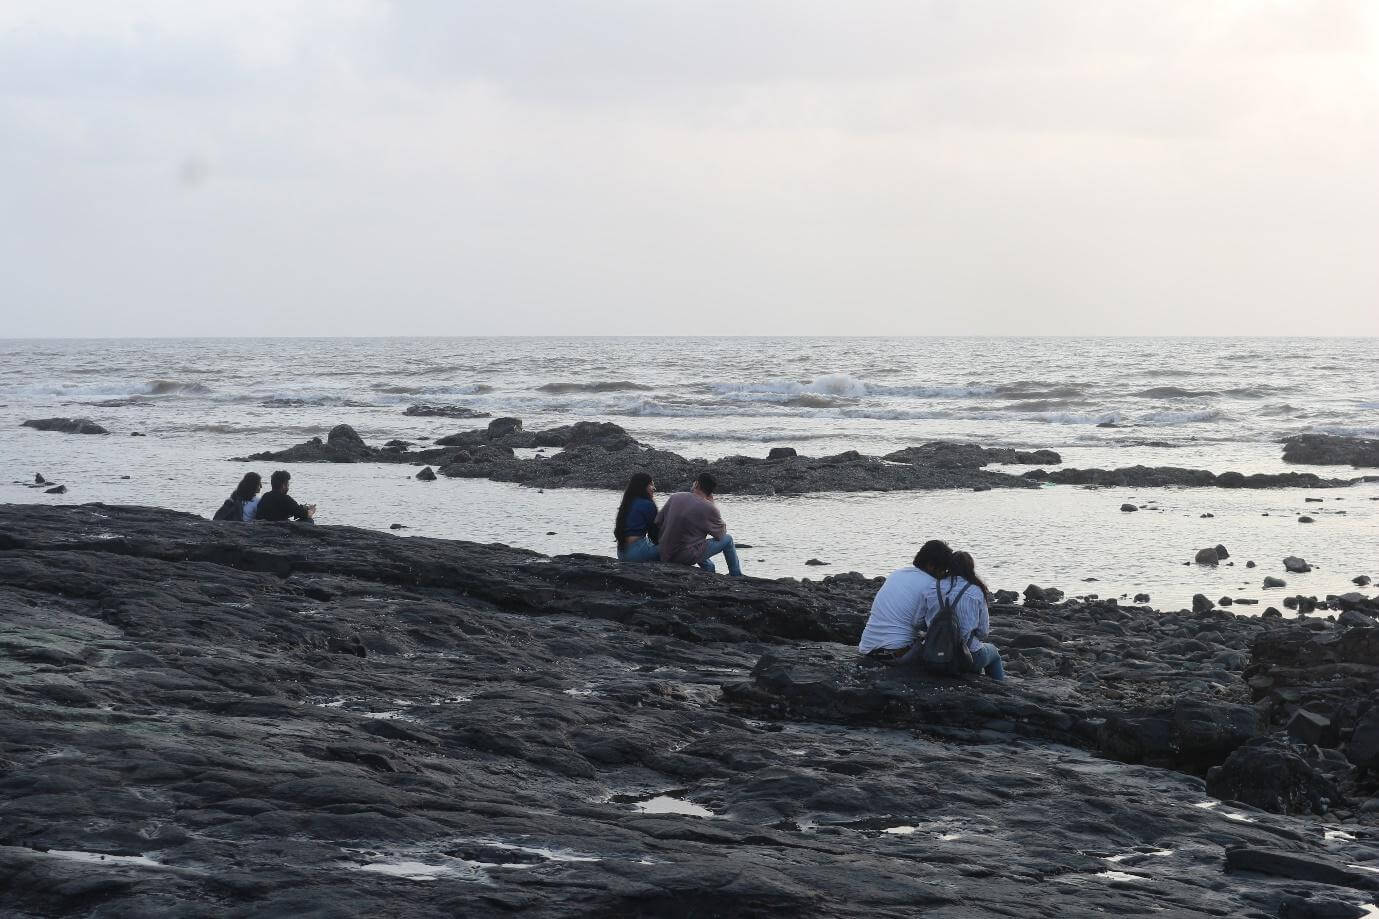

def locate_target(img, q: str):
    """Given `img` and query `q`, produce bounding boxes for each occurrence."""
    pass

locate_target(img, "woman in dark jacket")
[614,472,660,562]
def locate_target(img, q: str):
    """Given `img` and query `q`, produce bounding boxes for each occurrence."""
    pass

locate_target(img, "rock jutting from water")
[401,404,492,419]
[235,419,1370,495]
[3,504,1379,917]
[21,417,109,435]
[1283,434,1379,468]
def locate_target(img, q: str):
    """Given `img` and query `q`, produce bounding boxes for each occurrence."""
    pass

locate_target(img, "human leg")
[970,643,1006,681]
[617,538,660,563]
[700,533,743,576]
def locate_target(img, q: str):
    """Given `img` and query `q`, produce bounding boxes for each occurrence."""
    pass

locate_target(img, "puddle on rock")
[613,792,715,818]
[42,850,166,869]
[1105,849,1174,864]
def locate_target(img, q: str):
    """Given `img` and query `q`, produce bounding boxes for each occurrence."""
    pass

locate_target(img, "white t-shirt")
[857,567,939,653]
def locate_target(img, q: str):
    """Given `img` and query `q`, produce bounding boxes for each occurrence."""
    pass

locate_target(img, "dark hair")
[231,472,262,501]
[614,472,655,543]
[913,539,953,574]
[949,550,991,598]
[694,471,717,496]
[270,470,291,490]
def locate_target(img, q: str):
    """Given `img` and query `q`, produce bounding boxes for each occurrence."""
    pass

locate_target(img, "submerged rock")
[402,404,491,419]
[883,442,1061,468]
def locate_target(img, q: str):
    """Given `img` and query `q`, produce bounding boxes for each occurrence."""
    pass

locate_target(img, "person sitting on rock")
[212,472,262,522]
[943,551,1004,682]
[655,472,742,576]
[255,470,316,523]
[614,472,661,563]
[858,539,952,663]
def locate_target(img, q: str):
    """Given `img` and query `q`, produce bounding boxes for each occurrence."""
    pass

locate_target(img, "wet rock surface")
[881,442,1061,468]
[4,505,1379,917]
[1284,434,1379,469]
[402,404,492,419]
[21,417,109,435]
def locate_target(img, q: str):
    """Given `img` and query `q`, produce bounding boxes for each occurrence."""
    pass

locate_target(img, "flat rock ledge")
[1284,434,1379,469]
[21,417,109,435]
[235,420,1365,494]
[3,504,1379,918]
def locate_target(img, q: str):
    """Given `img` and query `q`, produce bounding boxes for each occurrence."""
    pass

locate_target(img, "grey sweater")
[654,492,727,565]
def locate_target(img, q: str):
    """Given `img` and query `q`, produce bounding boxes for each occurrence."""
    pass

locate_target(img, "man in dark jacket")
[255,470,316,522]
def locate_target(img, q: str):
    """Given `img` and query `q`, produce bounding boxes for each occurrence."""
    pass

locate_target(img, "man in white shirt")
[857,540,953,660]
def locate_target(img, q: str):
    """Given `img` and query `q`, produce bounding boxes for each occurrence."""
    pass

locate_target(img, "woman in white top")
[946,551,1004,681]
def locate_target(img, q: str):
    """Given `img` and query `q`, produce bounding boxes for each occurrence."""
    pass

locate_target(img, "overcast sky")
[2,1,1376,337]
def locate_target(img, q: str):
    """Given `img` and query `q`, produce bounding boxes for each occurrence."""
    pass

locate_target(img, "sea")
[3,336,1377,611]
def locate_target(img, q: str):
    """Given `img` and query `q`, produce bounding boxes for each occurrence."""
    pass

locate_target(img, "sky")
[1,1,1377,337]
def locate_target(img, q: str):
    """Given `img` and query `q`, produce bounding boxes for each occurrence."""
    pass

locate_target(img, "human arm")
[704,501,727,541]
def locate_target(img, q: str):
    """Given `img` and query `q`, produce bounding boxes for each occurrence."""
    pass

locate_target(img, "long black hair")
[231,472,262,502]
[614,472,655,543]
[949,550,991,599]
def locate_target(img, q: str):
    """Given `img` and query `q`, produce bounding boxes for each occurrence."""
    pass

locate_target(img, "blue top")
[623,498,658,540]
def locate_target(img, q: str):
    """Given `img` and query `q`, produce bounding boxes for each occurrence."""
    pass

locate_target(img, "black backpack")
[920,580,975,674]
[212,497,245,522]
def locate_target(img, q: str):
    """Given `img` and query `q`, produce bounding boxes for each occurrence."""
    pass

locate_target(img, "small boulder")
[1264,576,1287,589]
[1192,594,1214,613]
[1134,593,1151,604]
[1286,710,1337,748]
[44,485,67,494]
[1208,740,1338,815]
[487,417,523,439]
[1194,547,1221,565]
[415,466,437,481]
[1120,503,1138,512]
[1284,557,1312,573]
[804,558,828,566]
[1219,596,1233,607]
[1299,516,1315,524]
[1354,575,1372,586]
[1246,561,1256,568]
[768,447,798,459]
[1214,544,1230,560]
[1348,709,1379,770]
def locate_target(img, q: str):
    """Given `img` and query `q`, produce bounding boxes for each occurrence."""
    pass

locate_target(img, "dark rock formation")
[402,404,492,419]
[236,424,388,463]
[3,505,1379,917]
[1207,739,1340,815]
[1121,503,1138,512]
[1285,557,1313,573]
[415,466,437,481]
[43,485,67,495]
[1023,465,1357,489]
[21,417,108,435]
[1283,434,1379,468]
[882,442,1061,468]
[767,447,797,459]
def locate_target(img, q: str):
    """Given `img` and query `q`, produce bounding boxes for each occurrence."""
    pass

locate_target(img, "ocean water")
[2,336,1376,609]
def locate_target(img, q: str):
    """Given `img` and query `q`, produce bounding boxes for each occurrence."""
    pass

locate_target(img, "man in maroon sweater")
[654,472,743,576]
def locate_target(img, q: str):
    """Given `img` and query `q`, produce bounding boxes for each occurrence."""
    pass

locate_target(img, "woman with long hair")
[614,472,660,562]
[213,472,263,522]
[943,550,1005,681]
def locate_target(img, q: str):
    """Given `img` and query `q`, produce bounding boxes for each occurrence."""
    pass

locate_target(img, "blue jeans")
[971,642,1005,681]
[698,533,742,576]
[617,537,660,563]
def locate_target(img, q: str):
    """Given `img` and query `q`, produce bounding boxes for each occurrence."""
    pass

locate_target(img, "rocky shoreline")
[234,419,1372,494]
[3,504,1379,917]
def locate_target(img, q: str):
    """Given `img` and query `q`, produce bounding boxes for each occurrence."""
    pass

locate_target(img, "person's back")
[257,469,315,522]
[858,566,939,655]
[656,491,722,564]
[654,472,742,575]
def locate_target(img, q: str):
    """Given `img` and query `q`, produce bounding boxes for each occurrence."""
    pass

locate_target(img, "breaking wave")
[146,380,212,396]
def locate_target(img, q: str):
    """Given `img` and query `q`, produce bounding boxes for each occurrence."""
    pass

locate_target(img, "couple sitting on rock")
[213,470,317,523]
[858,539,1005,681]
[614,471,742,576]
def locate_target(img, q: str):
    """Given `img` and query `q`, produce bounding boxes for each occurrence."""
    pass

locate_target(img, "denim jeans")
[698,533,743,576]
[617,537,660,563]
[970,642,1005,681]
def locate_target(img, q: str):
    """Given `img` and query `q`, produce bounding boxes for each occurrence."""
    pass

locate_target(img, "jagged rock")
[402,404,491,418]
[33,474,45,485]
[1284,557,1312,573]
[1193,594,1214,613]
[415,466,437,481]
[21,417,108,435]
[487,416,523,438]
[1207,739,1339,815]
[1282,433,1379,468]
